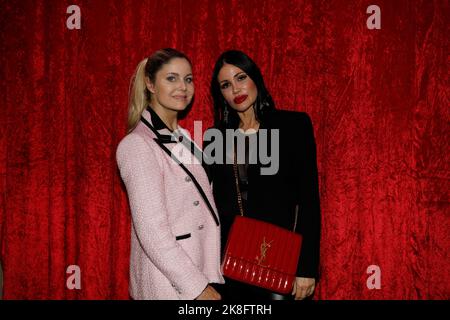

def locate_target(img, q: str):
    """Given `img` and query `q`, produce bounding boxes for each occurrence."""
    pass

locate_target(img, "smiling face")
[146,57,194,113]
[217,63,258,113]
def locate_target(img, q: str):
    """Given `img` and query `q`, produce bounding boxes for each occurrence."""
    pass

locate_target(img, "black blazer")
[205,110,321,279]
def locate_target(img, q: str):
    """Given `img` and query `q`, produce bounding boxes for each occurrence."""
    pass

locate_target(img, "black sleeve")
[295,113,321,280]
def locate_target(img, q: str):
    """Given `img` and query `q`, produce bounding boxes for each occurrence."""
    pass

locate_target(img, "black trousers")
[213,277,294,301]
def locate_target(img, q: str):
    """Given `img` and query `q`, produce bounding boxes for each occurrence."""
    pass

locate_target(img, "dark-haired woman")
[205,50,321,300]
[117,48,223,300]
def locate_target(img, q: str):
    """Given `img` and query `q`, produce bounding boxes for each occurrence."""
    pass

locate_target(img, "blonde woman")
[117,48,223,300]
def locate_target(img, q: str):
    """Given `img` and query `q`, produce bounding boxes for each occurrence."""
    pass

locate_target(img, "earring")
[223,102,229,123]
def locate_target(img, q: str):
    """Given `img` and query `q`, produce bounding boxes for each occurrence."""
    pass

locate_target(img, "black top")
[204,110,321,279]
[235,129,258,213]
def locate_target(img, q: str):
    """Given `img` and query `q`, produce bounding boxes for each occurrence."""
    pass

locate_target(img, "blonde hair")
[127,58,149,132]
[126,48,192,133]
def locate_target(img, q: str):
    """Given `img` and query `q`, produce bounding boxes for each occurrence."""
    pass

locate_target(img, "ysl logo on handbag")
[255,237,273,266]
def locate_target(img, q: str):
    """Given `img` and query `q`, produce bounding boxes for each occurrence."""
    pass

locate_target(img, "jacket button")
[185,176,191,182]
[193,200,200,206]
[198,225,204,230]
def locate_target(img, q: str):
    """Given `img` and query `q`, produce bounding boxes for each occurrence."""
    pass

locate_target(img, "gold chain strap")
[232,144,299,231]
[293,204,299,232]
[233,148,245,217]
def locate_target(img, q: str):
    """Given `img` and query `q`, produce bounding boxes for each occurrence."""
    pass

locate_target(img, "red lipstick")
[233,95,248,104]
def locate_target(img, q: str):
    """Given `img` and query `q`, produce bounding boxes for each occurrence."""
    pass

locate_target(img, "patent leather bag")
[221,151,303,294]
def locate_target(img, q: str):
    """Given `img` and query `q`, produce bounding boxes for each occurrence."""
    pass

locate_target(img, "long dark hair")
[210,50,276,129]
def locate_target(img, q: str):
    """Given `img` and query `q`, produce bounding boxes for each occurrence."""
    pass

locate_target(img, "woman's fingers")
[307,284,316,297]
[295,284,315,300]
[295,286,307,300]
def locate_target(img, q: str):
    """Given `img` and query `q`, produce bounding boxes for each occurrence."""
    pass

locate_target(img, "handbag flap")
[222,215,303,294]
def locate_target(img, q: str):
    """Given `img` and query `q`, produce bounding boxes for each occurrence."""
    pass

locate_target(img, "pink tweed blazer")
[116,109,224,300]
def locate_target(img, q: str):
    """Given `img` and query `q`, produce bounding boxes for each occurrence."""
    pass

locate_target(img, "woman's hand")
[292,277,316,300]
[196,285,222,300]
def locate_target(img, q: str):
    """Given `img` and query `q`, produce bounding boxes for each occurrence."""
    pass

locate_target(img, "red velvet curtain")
[0,0,448,299]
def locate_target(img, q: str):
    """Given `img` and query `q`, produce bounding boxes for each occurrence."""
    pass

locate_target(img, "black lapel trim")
[140,116,220,226]
[146,107,211,181]
[175,233,191,241]
[176,131,212,183]
[156,135,177,144]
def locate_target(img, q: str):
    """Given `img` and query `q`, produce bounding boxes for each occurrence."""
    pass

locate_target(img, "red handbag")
[221,151,303,294]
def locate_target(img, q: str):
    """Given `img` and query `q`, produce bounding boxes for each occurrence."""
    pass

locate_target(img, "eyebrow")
[166,72,193,77]
[219,72,246,84]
